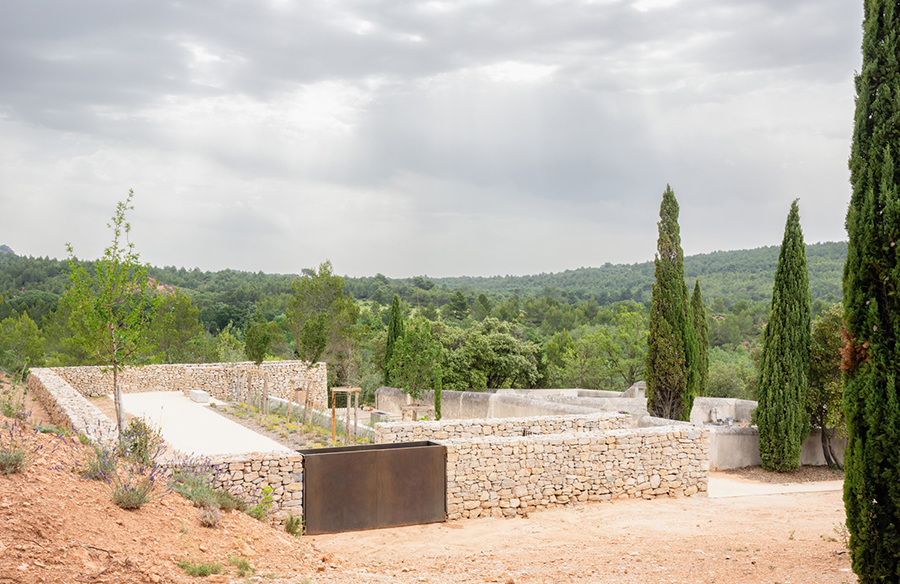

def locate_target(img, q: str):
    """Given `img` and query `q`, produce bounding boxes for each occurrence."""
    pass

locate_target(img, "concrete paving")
[707,472,843,498]
[119,391,293,457]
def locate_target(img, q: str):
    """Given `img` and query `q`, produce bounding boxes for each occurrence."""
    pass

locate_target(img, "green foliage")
[111,475,155,510]
[446,290,468,320]
[244,309,274,366]
[247,485,274,520]
[0,382,27,420]
[212,322,244,363]
[389,318,443,407]
[284,514,303,536]
[756,201,810,472]
[384,294,404,385]
[287,261,358,364]
[440,318,541,391]
[705,347,757,400]
[170,462,247,512]
[118,417,165,466]
[843,2,900,577]
[80,443,118,481]
[62,191,158,435]
[177,560,223,577]
[149,292,207,364]
[808,303,844,468]
[229,556,255,577]
[0,311,45,376]
[692,281,709,397]
[646,186,697,421]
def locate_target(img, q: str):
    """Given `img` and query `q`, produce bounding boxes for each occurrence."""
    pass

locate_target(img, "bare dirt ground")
[1,374,856,583]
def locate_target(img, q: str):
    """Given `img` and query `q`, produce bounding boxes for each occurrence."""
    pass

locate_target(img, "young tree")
[808,303,844,469]
[384,294,404,385]
[646,185,698,421]
[0,312,46,377]
[286,260,357,364]
[691,281,709,397]
[388,318,443,418]
[244,309,274,367]
[63,191,157,435]
[843,2,900,577]
[756,200,810,472]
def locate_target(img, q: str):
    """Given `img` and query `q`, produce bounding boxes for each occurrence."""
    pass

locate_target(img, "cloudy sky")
[0,0,863,278]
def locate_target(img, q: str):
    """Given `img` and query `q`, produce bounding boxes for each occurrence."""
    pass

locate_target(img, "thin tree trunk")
[114,366,125,438]
[820,426,836,468]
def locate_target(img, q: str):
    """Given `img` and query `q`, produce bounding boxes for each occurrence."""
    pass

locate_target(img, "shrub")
[199,506,221,528]
[169,457,247,513]
[34,423,69,436]
[0,384,27,420]
[228,556,254,577]
[80,444,117,481]
[111,475,155,509]
[176,561,222,577]
[247,485,273,521]
[118,418,165,466]
[0,419,42,475]
[285,514,303,536]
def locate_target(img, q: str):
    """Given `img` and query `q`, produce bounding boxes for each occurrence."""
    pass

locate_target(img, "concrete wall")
[53,361,328,409]
[707,426,846,470]
[689,397,757,425]
[376,387,599,420]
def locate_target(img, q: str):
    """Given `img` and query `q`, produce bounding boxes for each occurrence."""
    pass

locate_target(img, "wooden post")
[263,373,269,415]
[304,379,314,426]
[287,377,294,422]
[331,389,336,443]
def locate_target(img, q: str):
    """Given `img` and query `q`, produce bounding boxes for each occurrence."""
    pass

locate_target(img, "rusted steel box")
[299,440,446,535]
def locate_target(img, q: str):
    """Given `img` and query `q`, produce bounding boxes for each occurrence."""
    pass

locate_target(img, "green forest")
[0,241,847,403]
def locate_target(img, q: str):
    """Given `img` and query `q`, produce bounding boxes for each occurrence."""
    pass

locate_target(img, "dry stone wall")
[444,426,710,520]
[53,361,328,408]
[27,367,118,445]
[375,412,630,443]
[206,452,304,522]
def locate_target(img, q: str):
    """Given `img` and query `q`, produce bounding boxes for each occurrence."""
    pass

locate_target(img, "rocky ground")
[1,374,855,583]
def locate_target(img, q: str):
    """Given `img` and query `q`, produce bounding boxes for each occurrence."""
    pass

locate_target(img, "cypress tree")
[384,294,404,385]
[691,280,709,397]
[646,185,698,421]
[843,2,900,578]
[756,200,810,472]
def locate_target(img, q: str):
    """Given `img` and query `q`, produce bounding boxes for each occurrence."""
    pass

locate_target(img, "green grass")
[229,556,255,577]
[177,560,223,577]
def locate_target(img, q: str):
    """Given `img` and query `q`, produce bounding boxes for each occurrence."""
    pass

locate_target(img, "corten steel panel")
[376,444,446,527]
[303,449,378,534]
[299,441,446,535]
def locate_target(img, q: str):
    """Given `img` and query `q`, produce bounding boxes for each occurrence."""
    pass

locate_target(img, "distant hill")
[0,245,14,255]
[427,241,847,306]
[0,242,847,318]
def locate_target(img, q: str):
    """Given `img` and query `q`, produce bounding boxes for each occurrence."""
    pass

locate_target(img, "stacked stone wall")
[444,426,709,520]
[27,368,117,445]
[53,361,328,408]
[375,412,630,443]
[206,452,304,522]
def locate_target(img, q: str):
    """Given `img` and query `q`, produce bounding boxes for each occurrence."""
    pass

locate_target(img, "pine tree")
[384,294,404,385]
[691,280,709,397]
[646,185,698,421]
[756,200,810,472]
[843,2,900,578]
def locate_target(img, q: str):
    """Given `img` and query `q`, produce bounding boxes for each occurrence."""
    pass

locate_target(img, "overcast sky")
[0,0,863,278]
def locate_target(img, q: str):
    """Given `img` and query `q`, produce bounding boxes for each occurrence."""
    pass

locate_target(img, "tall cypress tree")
[691,280,709,397]
[843,2,900,578]
[756,200,810,472]
[384,294,404,385]
[646,185,698,421]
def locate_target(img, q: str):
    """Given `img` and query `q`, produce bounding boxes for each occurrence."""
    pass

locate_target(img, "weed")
[118,418,165,466]
[833,522,850,547]
[229,556,255,577]
[169,457,247,513]
[180,524,189,534]
[110,461,166,510]
[199,506,221,528]
[789,529,795,540]
[0,447,26,475]
[0,383,27,420]
[177,560,223,577]
[77,433,92,446]
[247,485,274,521]
[285,514,303,537]
[0,418,44,475]
[33,423,69,436]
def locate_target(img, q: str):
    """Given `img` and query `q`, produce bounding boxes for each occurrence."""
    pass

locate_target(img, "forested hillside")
[0,241,847,403]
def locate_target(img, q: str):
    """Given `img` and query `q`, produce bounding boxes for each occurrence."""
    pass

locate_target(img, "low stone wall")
[444,426,710,520]
[206,452,304,522]
[27,368,117,445]
[53,361,328,408]
[376,412,630,443]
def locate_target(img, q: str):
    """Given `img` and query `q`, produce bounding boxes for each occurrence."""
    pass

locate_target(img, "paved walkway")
[120,391,292,457]
[707,472,843,498]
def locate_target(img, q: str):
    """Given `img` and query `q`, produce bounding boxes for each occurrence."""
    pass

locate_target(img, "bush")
[111,474,155,509]
[80,444,117,481]
[118,418,165,466]
[199,506,221,528]
[285,513,303,536]
[247,485,273,521]
[0,446,26,475]
[0,384,27,420]
[0,419,42,475]
[169,458,247,513]
[229,556,254,577]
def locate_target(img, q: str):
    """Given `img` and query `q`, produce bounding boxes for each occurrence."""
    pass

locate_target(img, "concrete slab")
[707,472,843,498]
[118,391,293,457]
